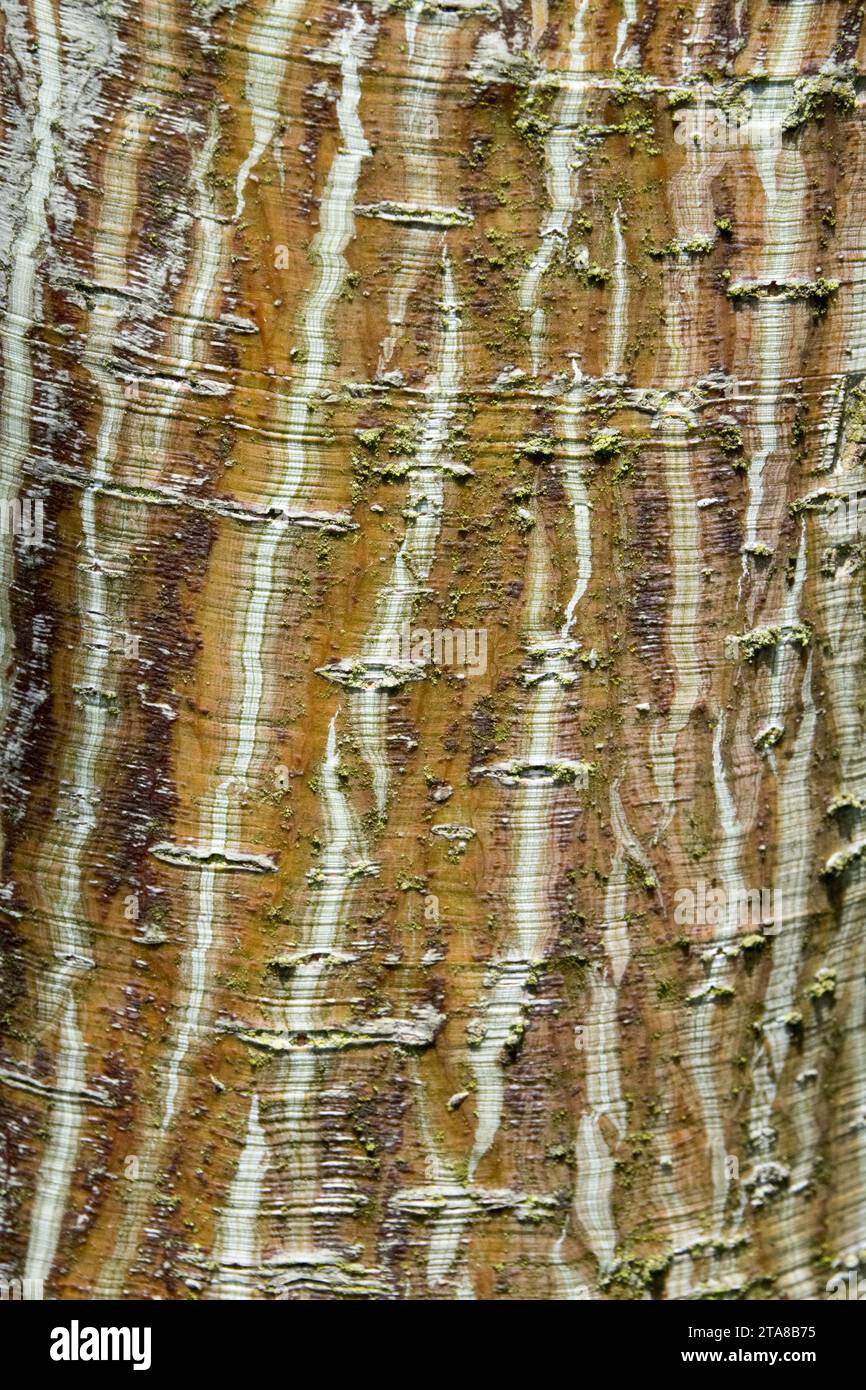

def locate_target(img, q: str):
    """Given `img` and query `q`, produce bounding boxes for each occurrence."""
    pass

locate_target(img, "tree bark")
[1,0,865,1300]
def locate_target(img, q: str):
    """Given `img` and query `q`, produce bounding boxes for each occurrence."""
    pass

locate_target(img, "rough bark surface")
[1,0,865,1301]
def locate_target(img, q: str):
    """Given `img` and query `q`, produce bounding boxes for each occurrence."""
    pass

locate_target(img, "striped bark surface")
[1,0,865,1300]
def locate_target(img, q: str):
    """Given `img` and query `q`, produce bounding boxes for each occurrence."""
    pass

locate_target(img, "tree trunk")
[1,0,865,1301]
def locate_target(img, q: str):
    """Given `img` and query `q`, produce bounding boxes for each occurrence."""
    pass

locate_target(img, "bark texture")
[1,0,866,1301]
